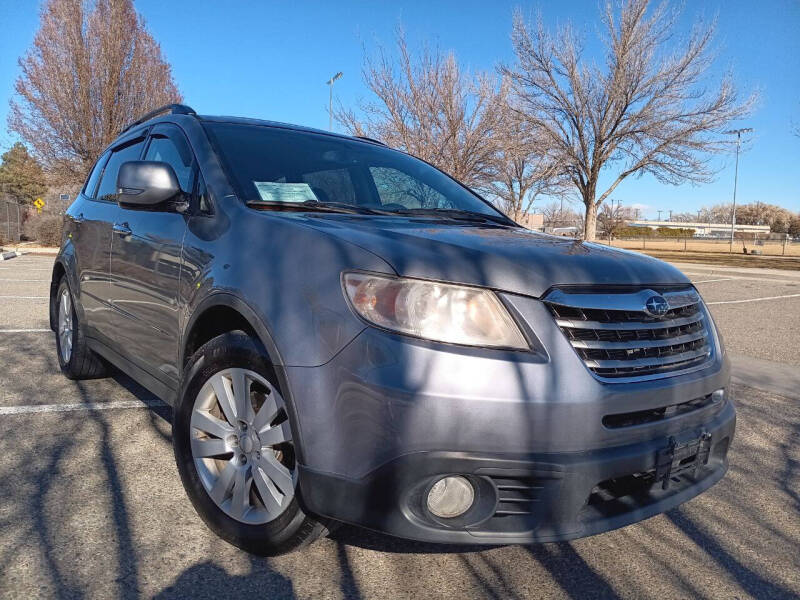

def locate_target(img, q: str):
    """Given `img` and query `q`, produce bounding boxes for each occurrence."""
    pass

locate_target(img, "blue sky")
[1,0,798,217]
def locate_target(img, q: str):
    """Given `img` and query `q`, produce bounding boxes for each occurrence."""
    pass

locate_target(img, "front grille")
[545,287,712,379]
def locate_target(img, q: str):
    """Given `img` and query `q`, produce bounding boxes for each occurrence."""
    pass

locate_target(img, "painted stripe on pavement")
[707,293,800,305]
[692,278,733,283]
[0,400,160,416]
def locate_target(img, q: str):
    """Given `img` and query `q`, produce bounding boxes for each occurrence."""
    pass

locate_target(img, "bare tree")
[483,92,568,221]
[540,200,584,230]
[9,0,181,184]
[502,0,754,240]
[337,31,505,192]
[597,202,637,237]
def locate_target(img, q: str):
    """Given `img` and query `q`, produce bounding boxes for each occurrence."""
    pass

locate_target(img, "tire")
[173,331,327,555]
[54,277,107,380]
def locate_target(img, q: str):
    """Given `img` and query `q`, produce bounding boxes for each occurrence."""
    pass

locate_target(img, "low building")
[516,212,544,230]
[627,220,771,237]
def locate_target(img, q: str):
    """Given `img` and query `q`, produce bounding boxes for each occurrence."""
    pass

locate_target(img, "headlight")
[342,272,528,350]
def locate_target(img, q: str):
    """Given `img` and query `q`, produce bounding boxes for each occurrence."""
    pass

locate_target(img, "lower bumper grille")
[491,475,545,517]
[602,393,719,428]
[545,287,713,379]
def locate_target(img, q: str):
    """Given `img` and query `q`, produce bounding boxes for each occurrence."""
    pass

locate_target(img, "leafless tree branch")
[336,30,565,222]
[8,0,182,185]
[501,0,756,240]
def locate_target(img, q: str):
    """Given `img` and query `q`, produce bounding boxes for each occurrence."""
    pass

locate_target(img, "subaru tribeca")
[50,104,735,555]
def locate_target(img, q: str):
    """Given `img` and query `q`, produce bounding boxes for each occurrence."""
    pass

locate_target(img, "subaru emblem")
[644,295,670,317]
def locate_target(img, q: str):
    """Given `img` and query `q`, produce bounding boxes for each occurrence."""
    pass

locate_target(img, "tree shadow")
[524,543,620,599]
[665,509,795,599]
[154,555,296,600]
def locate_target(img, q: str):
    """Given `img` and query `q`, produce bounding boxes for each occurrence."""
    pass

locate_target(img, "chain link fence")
[608,236,800,257]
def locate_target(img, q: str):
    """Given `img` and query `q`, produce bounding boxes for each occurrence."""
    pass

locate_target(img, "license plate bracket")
[655,431,712,489]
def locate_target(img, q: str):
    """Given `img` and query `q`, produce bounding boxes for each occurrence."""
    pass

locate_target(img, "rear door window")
[95,138,146,202]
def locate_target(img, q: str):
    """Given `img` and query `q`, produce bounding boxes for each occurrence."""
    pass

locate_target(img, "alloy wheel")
[190,368,295,524]
[58,288,73,363]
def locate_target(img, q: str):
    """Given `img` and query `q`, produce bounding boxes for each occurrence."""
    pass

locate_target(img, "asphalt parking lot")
[0,254,798,599]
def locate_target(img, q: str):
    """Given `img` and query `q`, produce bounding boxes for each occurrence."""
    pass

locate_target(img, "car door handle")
[112,222,132,236]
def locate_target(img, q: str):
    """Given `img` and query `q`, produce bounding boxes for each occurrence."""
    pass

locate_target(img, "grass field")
[630,249,800,270]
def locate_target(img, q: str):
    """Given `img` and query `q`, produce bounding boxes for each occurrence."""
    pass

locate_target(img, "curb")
[0,251,21,261]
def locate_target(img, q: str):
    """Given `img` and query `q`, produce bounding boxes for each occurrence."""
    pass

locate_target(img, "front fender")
[49,242,80,331]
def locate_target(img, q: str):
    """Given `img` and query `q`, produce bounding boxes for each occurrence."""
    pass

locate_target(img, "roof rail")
[355,135,387,146]
[119,103,196,135]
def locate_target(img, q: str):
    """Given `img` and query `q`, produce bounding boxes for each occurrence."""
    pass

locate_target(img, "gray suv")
[50,104,735,555]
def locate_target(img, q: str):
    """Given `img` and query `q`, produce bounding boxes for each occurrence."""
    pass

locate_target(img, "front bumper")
[286,291,734,543]
[298,400,735,544]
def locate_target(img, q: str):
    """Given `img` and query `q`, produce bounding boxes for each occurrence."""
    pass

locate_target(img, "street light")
[326,71,343,131]
[723,127,753,252]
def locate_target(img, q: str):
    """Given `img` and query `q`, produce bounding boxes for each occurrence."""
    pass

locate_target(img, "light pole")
[326,71,343,131]
[724,127,753,252]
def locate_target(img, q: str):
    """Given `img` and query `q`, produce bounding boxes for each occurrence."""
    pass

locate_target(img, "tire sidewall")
[54,278,76,373]
[173,331,310,555]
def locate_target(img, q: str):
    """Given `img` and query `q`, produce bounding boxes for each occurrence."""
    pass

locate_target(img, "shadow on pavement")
[154,556,297,600]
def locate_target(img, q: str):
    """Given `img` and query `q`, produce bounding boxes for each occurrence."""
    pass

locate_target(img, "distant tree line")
[670,202,800,235]
[612,226,696,238]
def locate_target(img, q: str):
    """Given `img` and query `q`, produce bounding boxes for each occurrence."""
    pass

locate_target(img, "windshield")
[203,122,509,220]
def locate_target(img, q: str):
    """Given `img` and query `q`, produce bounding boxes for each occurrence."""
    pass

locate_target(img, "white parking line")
[692,278,733,283]
[706,293,800,305]
[0,295,48,299]
[0,400,157,415]
[0,329,50,333]
[0,278,50,282]
[680,271,800,284]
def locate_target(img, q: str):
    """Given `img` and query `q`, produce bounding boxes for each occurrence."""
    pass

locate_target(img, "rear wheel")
[173,331,327,555]
[54,278,107,379]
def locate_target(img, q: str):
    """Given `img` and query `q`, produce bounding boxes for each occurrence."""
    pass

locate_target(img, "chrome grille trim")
[555,312,704,331]
[570,330,707,350]
[544,287,713,380]
[583,347,710,370]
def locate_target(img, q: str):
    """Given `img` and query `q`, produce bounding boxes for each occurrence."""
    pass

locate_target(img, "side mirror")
[116,161,181,207]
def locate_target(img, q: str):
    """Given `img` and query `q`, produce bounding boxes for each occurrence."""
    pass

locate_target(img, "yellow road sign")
[33,198,45,209]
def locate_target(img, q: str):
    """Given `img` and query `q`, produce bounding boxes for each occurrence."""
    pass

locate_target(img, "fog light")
[426,476,474,518]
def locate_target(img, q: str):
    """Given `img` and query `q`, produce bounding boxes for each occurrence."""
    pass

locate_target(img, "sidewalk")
[730,354,800,401]
[0,242,59,256]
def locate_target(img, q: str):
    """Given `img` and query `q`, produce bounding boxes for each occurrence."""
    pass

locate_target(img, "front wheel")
[173,331,327,555]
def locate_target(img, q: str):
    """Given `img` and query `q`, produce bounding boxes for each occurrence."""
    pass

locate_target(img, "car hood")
[291,214,690,298]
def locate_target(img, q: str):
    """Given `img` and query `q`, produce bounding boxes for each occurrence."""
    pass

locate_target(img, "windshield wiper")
[247,199,384,215]
[388,207,516,226]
